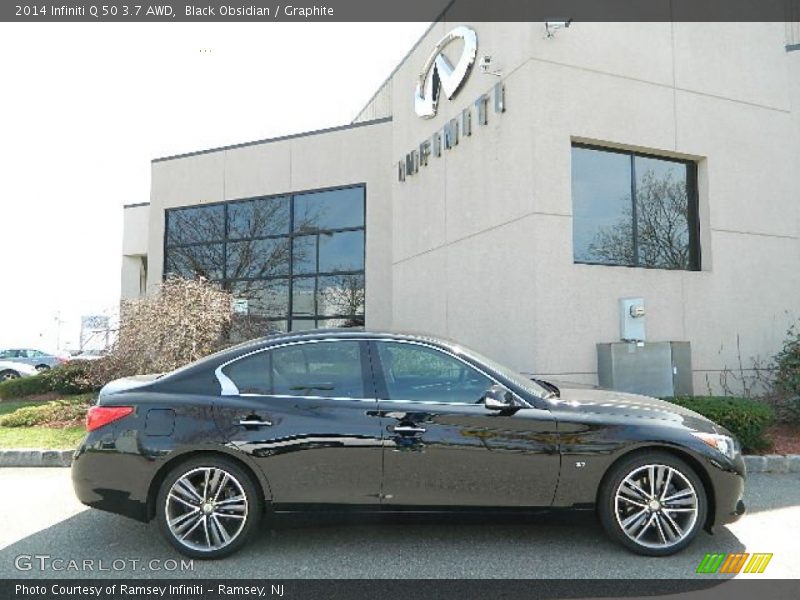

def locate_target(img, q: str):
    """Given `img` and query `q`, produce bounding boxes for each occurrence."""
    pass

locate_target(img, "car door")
[212,339,384,505]
[371,340,559,508]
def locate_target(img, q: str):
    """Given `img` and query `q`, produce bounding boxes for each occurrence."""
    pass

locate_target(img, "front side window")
[376,342,493,404]
[222,341,367,399]
[164,185,365,338]
[571,144,699,270]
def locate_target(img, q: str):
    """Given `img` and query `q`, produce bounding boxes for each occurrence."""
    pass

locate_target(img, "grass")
[0,400,42,417]
[0,394,92,449]
[0,426,85,449]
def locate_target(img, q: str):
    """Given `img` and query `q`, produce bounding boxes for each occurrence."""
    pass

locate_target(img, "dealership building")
[122,21,800,394]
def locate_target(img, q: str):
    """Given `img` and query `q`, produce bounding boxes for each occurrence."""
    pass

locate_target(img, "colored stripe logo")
[696,553,773,574]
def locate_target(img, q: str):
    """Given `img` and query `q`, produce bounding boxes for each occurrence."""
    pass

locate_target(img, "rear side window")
[222,341,367,399]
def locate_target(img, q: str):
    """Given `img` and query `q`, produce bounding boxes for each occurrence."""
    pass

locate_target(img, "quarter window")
[376,342,493,404]
[222,341,367,399]
[571,144,699,270]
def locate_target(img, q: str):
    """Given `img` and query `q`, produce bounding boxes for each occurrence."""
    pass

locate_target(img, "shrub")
[0,395,93,428]
[0,362,103,400]
[0,374,51,400]
[40,361,103,395]
[770,322,800,423]
[669,396,773,453]
[99,277,233,381]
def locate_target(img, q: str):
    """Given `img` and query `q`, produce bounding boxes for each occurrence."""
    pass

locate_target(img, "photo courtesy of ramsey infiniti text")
[71,330,746,559]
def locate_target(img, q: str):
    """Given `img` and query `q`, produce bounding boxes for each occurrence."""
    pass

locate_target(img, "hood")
[99,374,162,398]
[549,386,722,433]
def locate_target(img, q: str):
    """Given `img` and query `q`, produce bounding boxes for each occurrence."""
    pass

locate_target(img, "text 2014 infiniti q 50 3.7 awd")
[72,330,746,559]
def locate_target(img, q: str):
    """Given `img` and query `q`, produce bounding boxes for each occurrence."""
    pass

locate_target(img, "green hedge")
[0,395,93,428]
[0,361,101,400]
[0,374,50,400]
[669,396,773,453]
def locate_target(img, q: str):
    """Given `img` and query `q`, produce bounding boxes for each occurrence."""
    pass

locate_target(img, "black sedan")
[72,330,746,559]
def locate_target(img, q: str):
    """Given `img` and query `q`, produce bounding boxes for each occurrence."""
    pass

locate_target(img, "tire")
[156,456,262,559]
[0,370,20,382]
[35,365,50,372]
[598,451,707,556]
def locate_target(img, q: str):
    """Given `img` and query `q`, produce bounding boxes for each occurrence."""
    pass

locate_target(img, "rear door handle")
[238,419,273,427]
[393,425,426,434]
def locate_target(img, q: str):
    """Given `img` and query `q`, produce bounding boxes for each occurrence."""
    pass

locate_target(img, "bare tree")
[587,169,691,269]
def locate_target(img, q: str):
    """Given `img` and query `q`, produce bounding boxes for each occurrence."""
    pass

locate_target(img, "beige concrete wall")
[121,204,150,299]
[146,120,394,329]
[388,22,800,391]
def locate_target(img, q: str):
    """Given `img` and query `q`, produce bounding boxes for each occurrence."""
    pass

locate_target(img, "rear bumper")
[71,439,152,522]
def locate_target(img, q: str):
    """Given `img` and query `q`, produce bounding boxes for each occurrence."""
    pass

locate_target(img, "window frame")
[216,338,376,400]
[571,142,701,271]
[163,183,367,330]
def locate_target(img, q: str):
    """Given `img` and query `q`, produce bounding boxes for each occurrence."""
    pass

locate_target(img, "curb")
[744,454,800,474]
[0,450,799,472]
[0,449,74,467]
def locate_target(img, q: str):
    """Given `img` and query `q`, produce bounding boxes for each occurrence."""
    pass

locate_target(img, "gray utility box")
[597,342,693,398]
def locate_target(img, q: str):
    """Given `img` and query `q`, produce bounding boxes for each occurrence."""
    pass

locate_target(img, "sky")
[0,22,430,352]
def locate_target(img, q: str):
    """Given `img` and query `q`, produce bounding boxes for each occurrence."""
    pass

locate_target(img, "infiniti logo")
[414,26,478,119]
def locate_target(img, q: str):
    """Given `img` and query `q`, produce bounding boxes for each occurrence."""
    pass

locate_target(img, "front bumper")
[707,452,746,530]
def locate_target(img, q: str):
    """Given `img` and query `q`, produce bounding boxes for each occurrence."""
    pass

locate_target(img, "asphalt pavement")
[0,468,798,580]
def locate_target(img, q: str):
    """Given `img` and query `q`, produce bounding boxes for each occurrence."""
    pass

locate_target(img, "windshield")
[453,345,554,399]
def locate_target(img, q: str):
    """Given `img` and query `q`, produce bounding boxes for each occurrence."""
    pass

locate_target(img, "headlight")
[691,432,739,460]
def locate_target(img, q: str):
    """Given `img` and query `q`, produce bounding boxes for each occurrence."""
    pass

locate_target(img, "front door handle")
[393,425,426,435]
[238,419,273,427]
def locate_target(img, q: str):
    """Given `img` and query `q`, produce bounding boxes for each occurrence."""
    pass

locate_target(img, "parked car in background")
[0,360,39,381]
[72,330,745,559]
[0,349,65,371]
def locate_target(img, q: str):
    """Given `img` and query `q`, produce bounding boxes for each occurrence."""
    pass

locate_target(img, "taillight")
[86,406,133,431]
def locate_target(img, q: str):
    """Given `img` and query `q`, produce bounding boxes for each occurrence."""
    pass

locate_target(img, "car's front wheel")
[156,456,262,559]
[598,451,707,556]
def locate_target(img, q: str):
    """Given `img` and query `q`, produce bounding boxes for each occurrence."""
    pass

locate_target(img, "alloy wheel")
[614,463,698,550]
[165,466,249,553]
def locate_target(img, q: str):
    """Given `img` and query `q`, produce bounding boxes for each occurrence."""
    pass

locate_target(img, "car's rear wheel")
[156,456,262,559]
[598,451,707,556]
[35,364,49,372]
[0,370,20,382]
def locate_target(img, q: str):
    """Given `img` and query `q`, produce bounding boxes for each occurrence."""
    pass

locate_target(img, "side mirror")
[483,384,514,410]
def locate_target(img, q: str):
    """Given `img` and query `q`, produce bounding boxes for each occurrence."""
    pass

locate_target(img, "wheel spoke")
[212,473,229,502]
[216,512,246,520]
[622,509,648,533]
[635,514,657,540]
[616,495,648,508]
[169,493,199,510]
[661,511,683,540]
[663,488,694,503]
[180,513,205,540]
[216,495,245,507]
[620,478,649,500]
[660,469,674,501]
[169,509,200,532]
[211,515,232,544]
[648,466,656,498]
[654,513,668,544]
[174,479,203,504]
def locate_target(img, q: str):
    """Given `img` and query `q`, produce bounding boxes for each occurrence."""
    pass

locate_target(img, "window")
[376,342,493,404]
[164,185,366,337]
[571,144,699,270]
[222,341,367,398]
